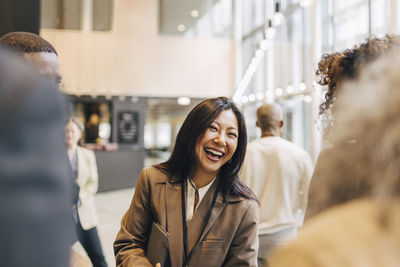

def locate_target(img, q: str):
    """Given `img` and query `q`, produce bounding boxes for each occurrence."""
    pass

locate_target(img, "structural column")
[0,0,40,36]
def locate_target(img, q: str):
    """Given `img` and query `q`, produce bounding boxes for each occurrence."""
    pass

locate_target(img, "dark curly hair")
[316,35,400,116]
[308,49,400,221]
[0,32,57,55]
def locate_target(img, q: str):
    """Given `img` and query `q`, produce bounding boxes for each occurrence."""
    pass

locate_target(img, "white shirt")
[186,177,216,222]
[240,136,313,235]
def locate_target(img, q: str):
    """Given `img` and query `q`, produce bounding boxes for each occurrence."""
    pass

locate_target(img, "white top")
[240,136,313,235]
[186,177,216,222]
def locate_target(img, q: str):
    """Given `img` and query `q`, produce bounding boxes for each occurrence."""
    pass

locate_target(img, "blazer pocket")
[200,239,223,250]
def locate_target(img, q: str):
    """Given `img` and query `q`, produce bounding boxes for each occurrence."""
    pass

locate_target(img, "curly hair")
[312,49,400,216]
[0,32,57,55]
[316,35,400,116]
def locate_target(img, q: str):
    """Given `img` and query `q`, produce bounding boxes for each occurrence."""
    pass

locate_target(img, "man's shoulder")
[249,137,299,150]
[249,137,311,160]
[274,137,309,155]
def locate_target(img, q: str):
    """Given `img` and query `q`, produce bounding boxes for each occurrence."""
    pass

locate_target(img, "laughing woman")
[114,97,259,267]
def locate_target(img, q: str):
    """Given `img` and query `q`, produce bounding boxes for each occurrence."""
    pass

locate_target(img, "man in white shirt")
[240,103,313,266]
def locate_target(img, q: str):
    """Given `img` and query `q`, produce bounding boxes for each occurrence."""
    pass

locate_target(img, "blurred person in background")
[66,117,108,267]
[306,35,400,219]
[240,103,313,266]
[114,97,259,267]
[0,48,72,266]
[269,48,400,267]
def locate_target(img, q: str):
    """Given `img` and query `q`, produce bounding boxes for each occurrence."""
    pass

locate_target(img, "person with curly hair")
[316,35,399,125]
[269,48,400,267]
[305,35,400,219]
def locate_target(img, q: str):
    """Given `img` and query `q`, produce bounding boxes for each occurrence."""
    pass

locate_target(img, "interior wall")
[41,0,235,98]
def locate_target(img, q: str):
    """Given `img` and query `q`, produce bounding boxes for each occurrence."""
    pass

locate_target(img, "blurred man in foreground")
[0,31,62,84]
[0,49,72,266]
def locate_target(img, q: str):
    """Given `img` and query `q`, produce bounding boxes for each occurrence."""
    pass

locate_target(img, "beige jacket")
[269,199,400,267]
[114,167,259,267]
[76,146,99,230]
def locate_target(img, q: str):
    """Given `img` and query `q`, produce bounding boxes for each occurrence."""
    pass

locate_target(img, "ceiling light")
[287,85,294,93]
[249,94,256,102]
[177,97,191,105]
[303,95,312,102]
[265,90,273,98]
[265,20,276,40]
[241,96,248,104]
[299,82,306,91]
[190,10,199,18]
[259,39,269,50]
[276,88,283,96]
[273,2,284,26]
[177,24,186,32]
[256,92,264,100]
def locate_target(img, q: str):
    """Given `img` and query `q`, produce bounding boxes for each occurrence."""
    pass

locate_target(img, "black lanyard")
[180,178,220,267]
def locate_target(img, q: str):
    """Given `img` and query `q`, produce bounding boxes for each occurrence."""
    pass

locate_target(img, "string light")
[273,2,284,26]
[265,20,276,40]
[299,82,306,91]
[249,94,256,102]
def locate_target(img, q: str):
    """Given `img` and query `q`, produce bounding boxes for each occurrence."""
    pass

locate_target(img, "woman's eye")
[229,132,238,138]
[209,126,218,131]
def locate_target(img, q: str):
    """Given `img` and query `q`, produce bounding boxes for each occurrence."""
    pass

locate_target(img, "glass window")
[242,0,265,36]
[160,0,232,38]
[41,0,82,30]
[333,0,369,50]
[156,123,172,148]
[280,95,312,154]
[41,0,113,31]
[92,0,114,31]
[370,0,390,36]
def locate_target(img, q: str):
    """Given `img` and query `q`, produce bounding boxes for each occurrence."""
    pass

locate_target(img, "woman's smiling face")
[194,109,239,177]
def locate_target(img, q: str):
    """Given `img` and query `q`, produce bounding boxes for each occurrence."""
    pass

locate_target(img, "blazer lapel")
[165,180,184,267]
[75,147,84,186]
[196,193,225,242]
[187,179,226,254]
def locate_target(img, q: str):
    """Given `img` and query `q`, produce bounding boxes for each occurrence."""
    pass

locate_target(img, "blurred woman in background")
[66,117,107,267]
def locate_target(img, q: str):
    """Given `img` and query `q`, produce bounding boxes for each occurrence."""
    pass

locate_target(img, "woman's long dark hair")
[155,97,257,202]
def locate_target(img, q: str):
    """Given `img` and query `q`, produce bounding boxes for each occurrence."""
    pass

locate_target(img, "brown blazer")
[114,167,259,267]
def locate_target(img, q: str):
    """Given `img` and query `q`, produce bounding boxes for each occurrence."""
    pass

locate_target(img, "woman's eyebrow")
[212,121,238,130]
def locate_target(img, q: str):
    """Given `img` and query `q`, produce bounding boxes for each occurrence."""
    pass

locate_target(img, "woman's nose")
[214,134,226,145]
